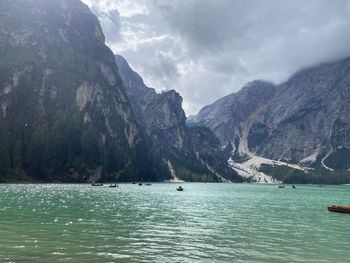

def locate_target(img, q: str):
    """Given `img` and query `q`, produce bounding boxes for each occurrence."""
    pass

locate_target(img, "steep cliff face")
[115,55,240,182]
[190,57,350,182]
[0,0,168,182]
[143,90,187,150]
[115,55,186,148]
[115,55,157,120]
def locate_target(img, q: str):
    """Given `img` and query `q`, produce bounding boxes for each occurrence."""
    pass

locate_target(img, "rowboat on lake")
[176,186,184,191]
[327,205,350,213]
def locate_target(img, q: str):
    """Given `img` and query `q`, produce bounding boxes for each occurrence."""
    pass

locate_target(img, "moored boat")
[109,184,118,188]
[91,182,103,186]
[278,185,285,188]
[176,186,184,191]
[327,205,350,213]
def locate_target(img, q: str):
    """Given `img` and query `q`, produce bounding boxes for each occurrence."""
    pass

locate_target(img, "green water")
[0,183,349,263]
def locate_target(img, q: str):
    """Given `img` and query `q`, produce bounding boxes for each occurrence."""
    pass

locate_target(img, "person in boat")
[177,186,184,191]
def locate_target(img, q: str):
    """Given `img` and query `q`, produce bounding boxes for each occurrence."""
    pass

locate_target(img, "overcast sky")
[82,0,350,115]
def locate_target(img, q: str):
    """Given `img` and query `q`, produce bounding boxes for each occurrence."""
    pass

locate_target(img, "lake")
[0,183,349,262]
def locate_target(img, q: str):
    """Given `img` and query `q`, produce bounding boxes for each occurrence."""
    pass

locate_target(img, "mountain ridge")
[189,56,350,183]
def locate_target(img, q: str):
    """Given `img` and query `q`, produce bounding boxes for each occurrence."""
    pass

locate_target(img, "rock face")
[116,55,241,182]
[256,59,350,168]
[188,80,276,152]
[190,57,350,181]
[115,55,157,121]
[0,0,169,182]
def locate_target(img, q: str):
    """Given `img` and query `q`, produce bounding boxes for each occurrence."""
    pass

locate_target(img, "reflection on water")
[0,183,349,263]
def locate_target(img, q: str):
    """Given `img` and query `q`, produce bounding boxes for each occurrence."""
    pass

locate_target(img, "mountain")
[188,80,276,150]
[115,55,241,182]
[189,58,350,184]
[0,0,172,182]
[0,0,240,183]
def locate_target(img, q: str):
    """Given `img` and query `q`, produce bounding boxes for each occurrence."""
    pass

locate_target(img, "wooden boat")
[327,205,350,213]
[91,182,103,186]
[176,186,184,191]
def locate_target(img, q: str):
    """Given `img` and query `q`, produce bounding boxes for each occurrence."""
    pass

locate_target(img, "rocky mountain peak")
[190,56,350,183]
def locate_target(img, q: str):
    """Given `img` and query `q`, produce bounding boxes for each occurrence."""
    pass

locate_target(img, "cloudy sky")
[82,0,350,115]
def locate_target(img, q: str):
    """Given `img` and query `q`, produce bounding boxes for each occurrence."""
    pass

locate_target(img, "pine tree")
[0,122,10,176]
[12,139,23,171]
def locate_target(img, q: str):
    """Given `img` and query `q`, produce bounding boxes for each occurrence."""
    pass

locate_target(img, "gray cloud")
[82,0,350,115]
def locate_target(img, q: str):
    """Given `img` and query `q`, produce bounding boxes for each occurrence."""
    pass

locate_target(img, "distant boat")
[145,182,152,186]
[327,205,350,214]
[278,185,285,188]
[138,182,143,186]
[109,184,118,188]
[91,182,103,186]
[176,186,184,191]
[292,185,296,188]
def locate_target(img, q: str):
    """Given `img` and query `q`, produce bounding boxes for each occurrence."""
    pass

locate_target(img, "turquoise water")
[0,183,349,263]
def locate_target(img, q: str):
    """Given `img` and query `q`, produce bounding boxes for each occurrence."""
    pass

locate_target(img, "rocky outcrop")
[143,90,186,150]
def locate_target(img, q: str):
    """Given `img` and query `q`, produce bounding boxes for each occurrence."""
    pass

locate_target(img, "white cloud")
[82,0,350,115]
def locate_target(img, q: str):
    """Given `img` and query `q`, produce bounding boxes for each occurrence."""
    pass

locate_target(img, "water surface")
[0,183,349,262]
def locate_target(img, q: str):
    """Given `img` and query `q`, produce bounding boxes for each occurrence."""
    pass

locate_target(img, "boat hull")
[327,205,350,213]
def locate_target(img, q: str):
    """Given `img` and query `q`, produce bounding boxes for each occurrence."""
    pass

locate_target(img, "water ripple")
[0,183,349,262]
